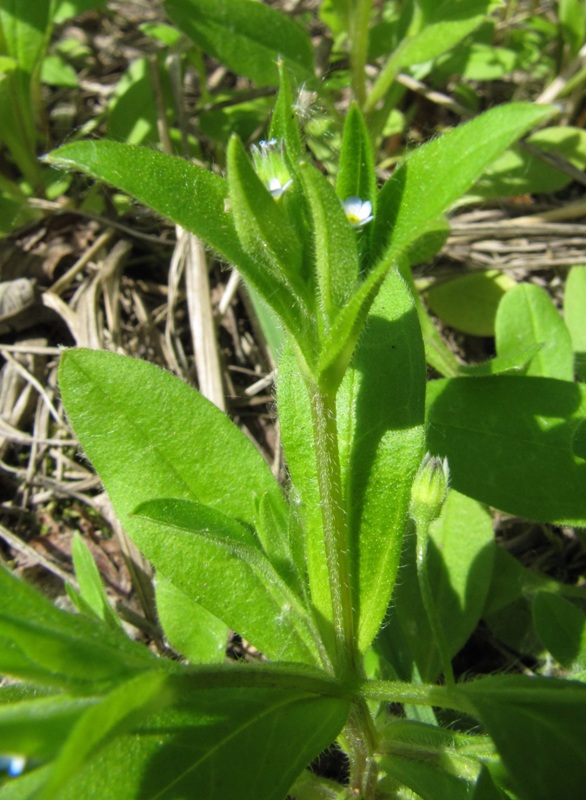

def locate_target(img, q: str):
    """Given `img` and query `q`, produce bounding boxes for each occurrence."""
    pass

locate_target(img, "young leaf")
[495,283,574,380]
[164,0,314,87]
[564,265,586,381]
[0,566,158,692]
[226,135,309,310]
[133,498,323,665]
[457,675,586,800]
[154,576,228,664]
[70,532,122,631]
[299,161,359,329]
[44,141,306,343]
[426,376,586,525]
[336,104,376,213]
[270,62,303,165]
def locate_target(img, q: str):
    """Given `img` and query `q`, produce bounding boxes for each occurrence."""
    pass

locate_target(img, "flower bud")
[410,453,449,529]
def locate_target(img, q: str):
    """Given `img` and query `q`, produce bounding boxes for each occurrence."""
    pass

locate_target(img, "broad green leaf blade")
[59,348,285,536]
[564,265,586,381]
[394,492,494,680]
[372,104,554,265]
[154,576,228,664]
[338,269,426,652]
[164,0,314,86]
[495,283,574,380]
[48,665,350,800]
[532,592,586,669]
[133,498,322,664]
[457,675,586,800]
[71,532,121,631]
[426,271,516,337]
[0,566,158,691]
[44,141,306,342]
[299,161,359,327]
[426,376,586,525]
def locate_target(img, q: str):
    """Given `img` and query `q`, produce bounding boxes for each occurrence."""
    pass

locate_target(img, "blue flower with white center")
[0,755,26,777]
[343,197,374,228]
[251,139,293,200]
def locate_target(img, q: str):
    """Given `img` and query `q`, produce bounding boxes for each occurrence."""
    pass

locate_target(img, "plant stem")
[360,680,471,714]
[350,0,373,107]
[344,698,379,797]
[309,385,356,677]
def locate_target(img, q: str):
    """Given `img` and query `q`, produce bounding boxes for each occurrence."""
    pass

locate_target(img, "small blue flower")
[0,755,26,777]
[251,139,293,200]
[342,197,374,228]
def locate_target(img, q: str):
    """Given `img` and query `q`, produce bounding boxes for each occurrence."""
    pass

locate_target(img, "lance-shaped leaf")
[227,135,311,315]
[133,498,323,665]
[299,161,359,330]
[40,664,350,800]
[270,62,303,165]
[0,566,158,692]
[44,141,306,343]
[317,103,554,390]
[336,104,377,263]
[426,376,586,525]
[337,268,426,652]
[165,0,314,87]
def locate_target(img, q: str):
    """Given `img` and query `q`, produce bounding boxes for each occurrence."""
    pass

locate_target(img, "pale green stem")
[350,0,373,107]
[343,698,379,797]
[361,680,470,714]
[309,384,356,677]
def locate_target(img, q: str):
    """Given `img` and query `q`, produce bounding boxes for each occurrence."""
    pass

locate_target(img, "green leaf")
[154,576,228,664]
[39,672,171,800]
[0,693,95,761]
[394,491,494,680]
[426,376,586,525]
[270,62,303,164]
[47,664,350,800]
[164,0,314,87]
[44,141,306,342]
[226,135,309,312]
[133,497,322,665]
[59,348,285,533]
[425,271,516,337]
[495,283,574,380]
[299,161,359,329]
[532,592,586,669]
[372,103,554,266]
[564,265,586,381]
[318,104,554,388]
[336,104,376,212]
[0,566,158,691]
[70,533,122,631]
[338,269,426,652]
[457,675,586,800]
[473,127,586,197]
[106,57,160,145]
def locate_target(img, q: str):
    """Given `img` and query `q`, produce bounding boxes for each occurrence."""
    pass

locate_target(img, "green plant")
[1,55,586,798]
